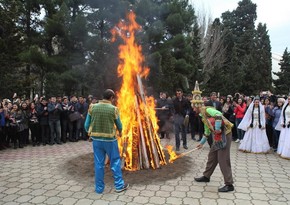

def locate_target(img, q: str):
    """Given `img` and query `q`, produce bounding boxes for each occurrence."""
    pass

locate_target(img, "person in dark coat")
[172,89,190,151]
[156,92,172,139]
[37,98,50,146]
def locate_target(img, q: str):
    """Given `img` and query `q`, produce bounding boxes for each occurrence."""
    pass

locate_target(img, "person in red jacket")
[233,97,246,142]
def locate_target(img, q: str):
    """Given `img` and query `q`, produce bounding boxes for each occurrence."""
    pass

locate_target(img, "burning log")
[135,95,150,169]
[121,136,129,168]
[137,75,161,169]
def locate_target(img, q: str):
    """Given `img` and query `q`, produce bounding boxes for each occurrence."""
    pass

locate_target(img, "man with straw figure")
[192,82,235,192]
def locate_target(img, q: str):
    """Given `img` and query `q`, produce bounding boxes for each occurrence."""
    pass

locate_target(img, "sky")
[192,0,290,76]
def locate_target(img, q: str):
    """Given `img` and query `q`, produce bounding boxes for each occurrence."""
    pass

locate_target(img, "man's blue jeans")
[48,120,61,143]
[235,118,244,140]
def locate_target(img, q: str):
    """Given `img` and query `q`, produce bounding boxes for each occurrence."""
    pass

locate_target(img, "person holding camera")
[233,97,246,143]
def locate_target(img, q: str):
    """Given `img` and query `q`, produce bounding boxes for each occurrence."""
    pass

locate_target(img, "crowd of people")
[156,90,290,159]
[0,94,97,150]
[1,90,290,160]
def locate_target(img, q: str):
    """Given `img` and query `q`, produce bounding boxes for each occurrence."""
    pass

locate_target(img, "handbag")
[69,112,81,122]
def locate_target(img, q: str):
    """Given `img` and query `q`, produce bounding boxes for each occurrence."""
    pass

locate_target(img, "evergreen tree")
[84,0,129,96]
[41,1,89,96]
[17,0,45,97]
[273,48,290,94]
[1,0,277,98]
[252,23,272,91]
[134,0,200,94]
[219,0,258,95]
[0,1,25,97]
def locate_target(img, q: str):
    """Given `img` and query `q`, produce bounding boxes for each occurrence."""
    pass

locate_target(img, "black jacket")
[172,97,190,117]
[205,100,222,112]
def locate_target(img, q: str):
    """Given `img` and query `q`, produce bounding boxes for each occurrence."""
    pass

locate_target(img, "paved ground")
[1,135,290,205]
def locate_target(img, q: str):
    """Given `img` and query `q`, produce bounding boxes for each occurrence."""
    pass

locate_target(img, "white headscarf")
[275,97,289,131]
[238,99,265,131]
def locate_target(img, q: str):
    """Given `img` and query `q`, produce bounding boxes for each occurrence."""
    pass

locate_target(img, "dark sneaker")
[115,184,129,193]
[183,145,188,149]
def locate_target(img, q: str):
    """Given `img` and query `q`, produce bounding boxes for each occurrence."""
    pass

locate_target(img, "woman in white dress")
[275,95,290,159]
[238,97,270,153]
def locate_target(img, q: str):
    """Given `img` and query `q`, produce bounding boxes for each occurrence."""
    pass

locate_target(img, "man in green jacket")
[84,89,129,194]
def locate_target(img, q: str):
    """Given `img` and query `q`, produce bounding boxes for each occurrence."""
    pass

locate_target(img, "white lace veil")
[238,99,265,131]
[275,97,289,131]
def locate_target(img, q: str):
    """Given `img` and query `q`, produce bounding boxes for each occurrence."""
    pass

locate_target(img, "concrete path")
[1,136,290,205]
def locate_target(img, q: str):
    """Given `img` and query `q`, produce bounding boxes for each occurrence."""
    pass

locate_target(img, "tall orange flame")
[112,11,166,171]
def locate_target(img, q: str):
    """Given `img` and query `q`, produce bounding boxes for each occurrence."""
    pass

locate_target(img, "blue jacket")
[0,111,5,127]
[269,106,282,128]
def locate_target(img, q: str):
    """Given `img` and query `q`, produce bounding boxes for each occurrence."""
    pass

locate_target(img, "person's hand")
[214,130,221,135]
[196,143,203,149]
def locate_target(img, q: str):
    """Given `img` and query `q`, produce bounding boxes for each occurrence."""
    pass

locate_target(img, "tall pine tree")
[274,48,290,94]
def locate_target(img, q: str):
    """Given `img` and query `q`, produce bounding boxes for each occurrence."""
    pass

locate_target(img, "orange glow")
[112,11,166,171]
[166,145,180,163]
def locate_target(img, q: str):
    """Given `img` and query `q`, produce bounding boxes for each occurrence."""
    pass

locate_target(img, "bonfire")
[111,12,167,171]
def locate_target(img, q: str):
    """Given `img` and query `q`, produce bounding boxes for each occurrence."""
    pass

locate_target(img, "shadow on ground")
[59,152,193,186]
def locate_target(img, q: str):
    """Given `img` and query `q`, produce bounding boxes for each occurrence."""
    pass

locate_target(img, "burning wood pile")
[112,12,167,171]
